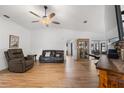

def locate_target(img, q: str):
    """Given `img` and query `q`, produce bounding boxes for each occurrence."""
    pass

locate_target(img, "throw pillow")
[45,52,50,57]
[56,54,60,57]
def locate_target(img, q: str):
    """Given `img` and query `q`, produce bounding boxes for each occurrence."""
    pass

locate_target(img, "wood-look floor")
[0,56,98,88]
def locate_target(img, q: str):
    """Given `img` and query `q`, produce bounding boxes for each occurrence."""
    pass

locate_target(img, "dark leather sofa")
[4,49,34,73]
[39,50,64,63]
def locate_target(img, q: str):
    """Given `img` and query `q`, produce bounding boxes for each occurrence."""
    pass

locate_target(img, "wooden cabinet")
[108,77,116,87]
[118,80,124,87]
[98,70,108,88]
[98,70,124,88]
[97,55,124,88]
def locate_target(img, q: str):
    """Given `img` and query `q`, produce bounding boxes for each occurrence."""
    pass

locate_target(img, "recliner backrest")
[7,49,24,60]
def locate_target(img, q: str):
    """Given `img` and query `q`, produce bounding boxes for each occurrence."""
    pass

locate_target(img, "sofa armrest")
[39,55,44,61]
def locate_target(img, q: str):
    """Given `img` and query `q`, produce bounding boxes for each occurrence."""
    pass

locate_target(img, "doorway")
[66,41,73,56]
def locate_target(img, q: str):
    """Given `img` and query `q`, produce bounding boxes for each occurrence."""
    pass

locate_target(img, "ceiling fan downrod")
[44,6,48,17]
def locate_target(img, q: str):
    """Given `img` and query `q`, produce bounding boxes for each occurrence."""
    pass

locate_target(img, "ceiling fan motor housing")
[44,6,48,10]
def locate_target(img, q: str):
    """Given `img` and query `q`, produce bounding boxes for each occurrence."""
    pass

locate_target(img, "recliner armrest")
[25,56,33,60]
[9,59,25,64]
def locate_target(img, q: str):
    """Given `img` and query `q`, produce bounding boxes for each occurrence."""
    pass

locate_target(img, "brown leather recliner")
[4,49,34,73]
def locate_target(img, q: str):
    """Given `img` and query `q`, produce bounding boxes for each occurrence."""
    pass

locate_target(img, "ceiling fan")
[30,6,60,27]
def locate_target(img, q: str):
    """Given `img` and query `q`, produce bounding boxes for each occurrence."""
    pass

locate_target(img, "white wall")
[30,27,106,60]
[0,17,31,70]
[104,6,118,40]
[104,5,119,49]
[0,5,119,70]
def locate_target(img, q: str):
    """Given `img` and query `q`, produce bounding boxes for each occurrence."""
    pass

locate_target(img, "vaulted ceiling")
[0,5,105,31]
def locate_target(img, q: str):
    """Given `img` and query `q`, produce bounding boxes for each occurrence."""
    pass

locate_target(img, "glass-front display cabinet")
[77,39,89,60]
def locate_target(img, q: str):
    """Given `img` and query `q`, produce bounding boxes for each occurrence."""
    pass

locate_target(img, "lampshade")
[41,17,51,25]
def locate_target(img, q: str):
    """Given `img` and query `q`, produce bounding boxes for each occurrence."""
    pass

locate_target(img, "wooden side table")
[28,54,37,62]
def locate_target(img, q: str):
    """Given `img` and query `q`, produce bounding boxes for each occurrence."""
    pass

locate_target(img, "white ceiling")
[0,5,105,31]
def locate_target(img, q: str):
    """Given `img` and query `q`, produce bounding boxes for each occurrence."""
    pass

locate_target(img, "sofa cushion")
[56,54,60,57]
[45,52,51,57]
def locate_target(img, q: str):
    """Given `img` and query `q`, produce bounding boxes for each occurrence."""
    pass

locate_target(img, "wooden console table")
[96,55,124,88]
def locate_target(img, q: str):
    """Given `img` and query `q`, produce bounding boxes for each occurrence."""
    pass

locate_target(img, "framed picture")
[9,35,19,48]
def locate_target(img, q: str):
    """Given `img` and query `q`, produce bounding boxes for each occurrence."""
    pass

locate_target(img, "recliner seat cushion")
[25,60,34,67]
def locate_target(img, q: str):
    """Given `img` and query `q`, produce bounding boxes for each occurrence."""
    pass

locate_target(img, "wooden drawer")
[108,80,118,88]
[118,80,124,87]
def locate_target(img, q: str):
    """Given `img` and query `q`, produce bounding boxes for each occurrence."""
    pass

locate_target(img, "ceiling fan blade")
[48,13,55,19]
[52,21,60,24]
[32,20,39,23]
[29,11,41,18]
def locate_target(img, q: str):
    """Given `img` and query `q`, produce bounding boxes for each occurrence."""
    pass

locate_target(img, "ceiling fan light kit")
[31,5,60,27]
[41,17,51,25]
